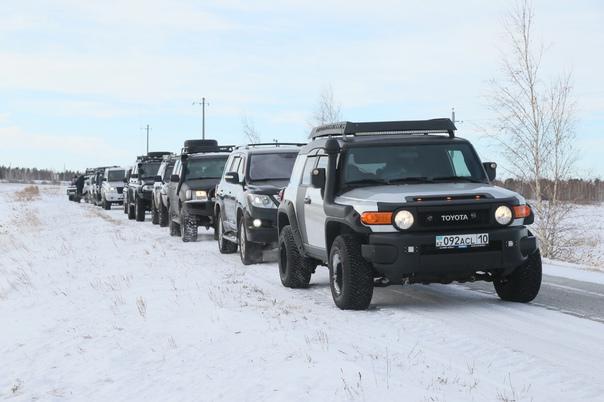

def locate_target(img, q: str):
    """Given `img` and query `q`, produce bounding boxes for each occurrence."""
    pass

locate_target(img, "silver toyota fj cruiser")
[277,119,541,310]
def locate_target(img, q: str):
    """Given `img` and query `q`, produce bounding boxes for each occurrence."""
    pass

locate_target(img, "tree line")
[496,178,604,204]
[0,166,80,183]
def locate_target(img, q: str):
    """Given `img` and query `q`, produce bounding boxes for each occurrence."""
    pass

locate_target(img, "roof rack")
[185,145,235,154]
[309,118,456,139]
[236,142,305,150]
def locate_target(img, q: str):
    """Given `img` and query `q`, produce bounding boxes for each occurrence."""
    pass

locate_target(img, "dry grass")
[14,185,40,201]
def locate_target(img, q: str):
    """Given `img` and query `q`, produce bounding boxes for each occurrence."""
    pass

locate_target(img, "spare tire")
[183,139,219,154]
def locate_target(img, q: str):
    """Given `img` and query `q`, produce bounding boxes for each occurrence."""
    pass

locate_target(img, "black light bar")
[309,118,457,139]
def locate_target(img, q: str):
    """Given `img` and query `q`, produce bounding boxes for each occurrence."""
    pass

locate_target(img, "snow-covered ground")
[1,184,604,401]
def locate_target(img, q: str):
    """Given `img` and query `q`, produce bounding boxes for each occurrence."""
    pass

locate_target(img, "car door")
[224,155,243,231]
[303,154,328,250]
[168,160,181,214]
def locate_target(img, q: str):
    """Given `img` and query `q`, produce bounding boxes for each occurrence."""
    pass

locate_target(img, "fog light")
[252,219,262,228]
[507,240,514,247]
[407,246,415,253]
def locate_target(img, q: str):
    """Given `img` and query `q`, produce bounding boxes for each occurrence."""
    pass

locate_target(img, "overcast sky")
[0,0,602,176]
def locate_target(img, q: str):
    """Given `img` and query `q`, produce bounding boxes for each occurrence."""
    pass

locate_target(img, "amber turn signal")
[360,211,393,225]
[513,205,531,218]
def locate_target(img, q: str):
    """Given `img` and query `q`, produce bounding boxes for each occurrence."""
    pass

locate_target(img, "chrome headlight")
[393,210,414,230]
[109,186,116,192]
[247,194,276,209]
[186,189,208,201]
[494,205,513,225]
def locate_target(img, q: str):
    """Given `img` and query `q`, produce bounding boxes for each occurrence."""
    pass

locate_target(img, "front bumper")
[243,207,278,245]
[361,226,537,283]
[105,192,123,202]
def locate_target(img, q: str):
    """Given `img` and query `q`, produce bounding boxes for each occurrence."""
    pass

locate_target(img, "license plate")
[435,233,489,249]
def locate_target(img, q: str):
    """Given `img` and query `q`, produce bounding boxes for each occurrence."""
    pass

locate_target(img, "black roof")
[309,118,456,139]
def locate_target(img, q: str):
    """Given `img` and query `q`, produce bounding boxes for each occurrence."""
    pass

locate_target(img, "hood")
[336,183,524,205]
[246,181,287,195]
[181,178,220,190]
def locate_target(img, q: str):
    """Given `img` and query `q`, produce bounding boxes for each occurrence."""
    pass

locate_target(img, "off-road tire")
[151,198,159,225]
[123,194,129,214]
[329,234,374,310]
[278,225,313,288]
[135,196,145,222]
[181,211,197,242]
[159,201,169,227]
[494,249,542,303]
[68,195,74,201]
[127,202,136,220]
[239,219,262,265]
[217,212,237,253]
[102,197,110,210]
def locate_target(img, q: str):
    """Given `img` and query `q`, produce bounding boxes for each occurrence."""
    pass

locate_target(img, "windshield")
[248,152,298,181]
[340,143,485,189]
[107,170,125,182]
[139,162,161,179]
[184,157,228,180]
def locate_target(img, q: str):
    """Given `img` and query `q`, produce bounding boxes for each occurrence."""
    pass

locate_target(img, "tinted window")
[185,157,228,180]
[341,143,485,185]
[248,152,298,181]
[139,161,161,178]
[301,157,316,186]
[107,170,125,182]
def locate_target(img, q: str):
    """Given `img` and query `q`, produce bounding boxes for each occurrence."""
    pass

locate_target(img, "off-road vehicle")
[124,152,171,221]
[151,155,177,226]
[100,167,126,210]
[167,139,232,242]
[215,143,302,264]
[277,119,541,310]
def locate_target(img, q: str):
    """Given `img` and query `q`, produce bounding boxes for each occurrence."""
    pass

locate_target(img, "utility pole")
[193,98,209,139]
[140,124,151,154]
[451,107,463,125]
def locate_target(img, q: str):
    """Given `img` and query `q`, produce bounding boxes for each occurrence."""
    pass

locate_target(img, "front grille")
[412,204,497,231]
[117,187,124,194]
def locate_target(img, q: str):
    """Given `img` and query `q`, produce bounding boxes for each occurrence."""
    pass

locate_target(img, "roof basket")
[236,142,306,150]
[309,118,456,139]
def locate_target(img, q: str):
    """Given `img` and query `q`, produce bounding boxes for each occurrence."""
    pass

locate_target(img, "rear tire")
[494,249,542,302]
[329,234,374,310]
[239,219,262,265]
[181,211,197,242]
[159,201,169,227]
[127,203,135,220]
[278,225,313,288]
[217,212,237,253]
[135,197,145,222]
[169,216,181,237]
[102,196,111,210]
[151,198,159,225]
[123,194,129,214]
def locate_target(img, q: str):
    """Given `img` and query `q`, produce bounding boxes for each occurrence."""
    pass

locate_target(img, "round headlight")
[495,205,513,225]
[394,210,414,230]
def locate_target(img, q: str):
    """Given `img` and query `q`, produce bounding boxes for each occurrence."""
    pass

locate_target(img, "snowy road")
[2,184,604,401]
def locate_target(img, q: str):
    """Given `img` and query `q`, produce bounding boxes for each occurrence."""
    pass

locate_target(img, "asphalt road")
[460,274,604,323]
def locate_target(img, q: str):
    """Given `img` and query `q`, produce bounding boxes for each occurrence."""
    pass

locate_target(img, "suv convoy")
[124,152,171,221]
[151,155,177,226]
[277,119,541,310]
[215,143,302,264]
[100,167,126,210]
[167,140,233,242]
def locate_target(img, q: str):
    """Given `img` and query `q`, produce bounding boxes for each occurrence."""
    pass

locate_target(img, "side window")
[316,156,328,170]
[173,160,181,176]
[230,157,241,175]
[237,156,245,179]
[448,150,471,177]
[301,156,317,186]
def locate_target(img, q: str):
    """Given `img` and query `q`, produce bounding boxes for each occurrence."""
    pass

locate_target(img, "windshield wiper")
[387,177,433,184]
[431,176,484,183]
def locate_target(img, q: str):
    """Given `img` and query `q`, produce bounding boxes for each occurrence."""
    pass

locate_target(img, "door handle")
[304,197,312,204]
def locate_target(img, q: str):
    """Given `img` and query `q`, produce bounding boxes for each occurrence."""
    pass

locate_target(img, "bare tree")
[488,0,576,259]
[242,116,261,144]
[312,84,342,126]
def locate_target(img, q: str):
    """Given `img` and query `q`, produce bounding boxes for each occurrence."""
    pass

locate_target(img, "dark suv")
[167,140,233,242]
[277,119,541,310]
[215,144,302,264]
[151,154,177,227]
[124,152,171,221]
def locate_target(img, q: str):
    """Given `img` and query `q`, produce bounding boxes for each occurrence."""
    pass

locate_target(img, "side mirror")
[170,174,180,182]
[224,171,240,184]
[483,162,497,181]
[311,168,326,188]
[154,175,162,182]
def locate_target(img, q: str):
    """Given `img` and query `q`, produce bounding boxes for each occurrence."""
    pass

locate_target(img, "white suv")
[100,167,126,210]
